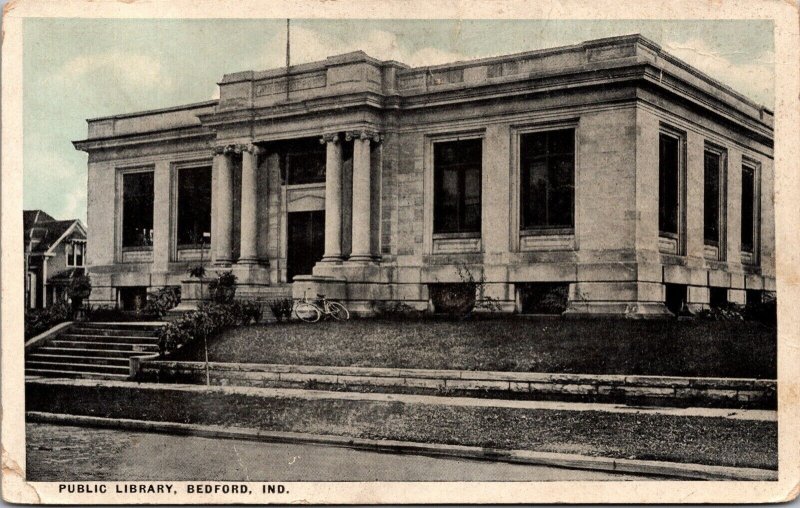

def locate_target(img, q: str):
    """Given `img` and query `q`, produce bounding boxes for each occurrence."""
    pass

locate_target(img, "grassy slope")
[171,318,776,378]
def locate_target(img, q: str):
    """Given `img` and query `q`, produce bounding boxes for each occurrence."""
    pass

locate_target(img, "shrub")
[158,299,261,354]
[68,274,92,314]
[142,286,181,318]
[208,271,237,303]
[696,301,745,321]
[187,265,206,279]
[372,300,426,320]
[267,298,293,322]
[744,294,777,327]
[25,300,72,340]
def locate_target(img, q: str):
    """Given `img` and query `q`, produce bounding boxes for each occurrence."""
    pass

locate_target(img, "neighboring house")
[24,210,87,309]
[73,34,774,316]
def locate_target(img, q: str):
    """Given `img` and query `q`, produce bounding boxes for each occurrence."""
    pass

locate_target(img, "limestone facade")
[74,34,775,316]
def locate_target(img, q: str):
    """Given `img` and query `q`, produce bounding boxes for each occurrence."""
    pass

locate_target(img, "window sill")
[658,234,680,255]
[432,235,481,254]
[433,232,481,240]
[122,246,153,252]
[520,228,574,237]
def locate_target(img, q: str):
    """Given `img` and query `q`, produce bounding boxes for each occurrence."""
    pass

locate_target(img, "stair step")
[28,354,131,366]
[25,369,129,380]
[35,347,154,358]
[25,360,130,373]
[60,333,160,344]
[48,340,159,352]
[68,327,162,337]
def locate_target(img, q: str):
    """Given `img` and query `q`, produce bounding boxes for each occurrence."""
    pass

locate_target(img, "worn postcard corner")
[2,0,799,504]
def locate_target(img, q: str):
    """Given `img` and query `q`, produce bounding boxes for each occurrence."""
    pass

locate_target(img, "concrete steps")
[26,322,164,379]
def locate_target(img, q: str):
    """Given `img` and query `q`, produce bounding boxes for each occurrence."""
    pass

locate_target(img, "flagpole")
[285,19,291,102]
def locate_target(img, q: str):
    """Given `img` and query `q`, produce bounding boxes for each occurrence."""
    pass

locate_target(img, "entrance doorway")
[287,210,325,282]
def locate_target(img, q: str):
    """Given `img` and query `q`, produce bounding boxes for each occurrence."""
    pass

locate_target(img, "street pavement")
[27,423,654,481]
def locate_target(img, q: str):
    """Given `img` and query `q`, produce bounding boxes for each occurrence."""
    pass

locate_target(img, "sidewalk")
[27,412,776,481]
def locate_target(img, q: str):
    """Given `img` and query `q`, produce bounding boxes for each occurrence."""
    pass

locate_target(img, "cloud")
[266,26,467,70]
[60,185,87,223]
[50,50,173,90]
[27,150,78,181]
[662,37,774,107]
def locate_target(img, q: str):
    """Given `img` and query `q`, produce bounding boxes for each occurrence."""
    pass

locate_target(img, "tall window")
[703,147,726,247]
[741,163,758,254]
[433,138,482,234]
[520,128,575,230]
[281,138,326,185]
[658,133,681,236]
[122,171,154,248]
[177,166,212,247]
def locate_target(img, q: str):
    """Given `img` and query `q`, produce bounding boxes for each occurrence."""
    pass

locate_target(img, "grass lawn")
[27,381,778,470]
[171,318,776,379]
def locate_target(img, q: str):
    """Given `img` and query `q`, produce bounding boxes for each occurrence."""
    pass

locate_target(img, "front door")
[287,210,325,282]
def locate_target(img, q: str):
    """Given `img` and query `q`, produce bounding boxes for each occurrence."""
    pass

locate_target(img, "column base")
[346,255,379,264]
[320,256,343,264]
[230,263,270,285]
[235,257,264,266]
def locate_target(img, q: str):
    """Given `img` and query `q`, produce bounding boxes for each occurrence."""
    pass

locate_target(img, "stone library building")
[74,34,774,317]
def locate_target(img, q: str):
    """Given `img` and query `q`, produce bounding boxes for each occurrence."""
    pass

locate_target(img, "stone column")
[347,129,381,262]
[321,133,343,262]
[213,146,234,266]
[238,143,261,264]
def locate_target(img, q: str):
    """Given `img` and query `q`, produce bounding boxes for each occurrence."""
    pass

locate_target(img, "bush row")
[24,300,72,340]
[158,300,262,354]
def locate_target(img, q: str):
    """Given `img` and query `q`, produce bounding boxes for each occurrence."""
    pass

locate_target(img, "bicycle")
[294,290,350,323]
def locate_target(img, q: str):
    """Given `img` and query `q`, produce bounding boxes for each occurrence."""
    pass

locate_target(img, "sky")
[23,18,774,224]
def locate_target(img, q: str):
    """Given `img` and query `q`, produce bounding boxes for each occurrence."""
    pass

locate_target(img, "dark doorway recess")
[287,211,325,282]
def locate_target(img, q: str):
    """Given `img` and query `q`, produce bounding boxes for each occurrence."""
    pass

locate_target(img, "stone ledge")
[137,360,776,409]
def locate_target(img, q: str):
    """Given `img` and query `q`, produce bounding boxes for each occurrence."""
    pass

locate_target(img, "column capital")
[241,143,263,155]
[320,132,340,145]
[345,129,383,143]
[215,143,262,155]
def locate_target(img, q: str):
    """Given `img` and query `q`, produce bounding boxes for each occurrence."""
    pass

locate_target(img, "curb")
[27,411,778,481]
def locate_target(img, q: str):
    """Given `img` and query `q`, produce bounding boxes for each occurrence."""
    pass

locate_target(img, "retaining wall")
[137,360,776,409]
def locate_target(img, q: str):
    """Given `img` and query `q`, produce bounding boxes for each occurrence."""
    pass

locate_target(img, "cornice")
[73,125,214,153]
